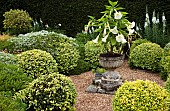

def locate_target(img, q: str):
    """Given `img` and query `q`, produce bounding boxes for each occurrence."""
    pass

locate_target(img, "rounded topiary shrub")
[3,9,32,35]
[84,41,105,68]
[160,56,170,80]
[164,42,170,56]
[0,52,16,64]
[17,73,77,111]
[113,80,169,111]
[17,49,58,79]
[130,39,150,52]
[35,33,80,75]
[129,43,163,71]
[0,61,32,94]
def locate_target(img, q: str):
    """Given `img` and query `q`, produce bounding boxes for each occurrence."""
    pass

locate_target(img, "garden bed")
[70,60,165,111]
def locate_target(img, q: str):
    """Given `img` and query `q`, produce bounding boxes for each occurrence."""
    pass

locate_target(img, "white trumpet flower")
[110,26,118,34]
[116,34,125,43]
[102,34,109,42]
[93,35,99,43]
[114,10,123,20]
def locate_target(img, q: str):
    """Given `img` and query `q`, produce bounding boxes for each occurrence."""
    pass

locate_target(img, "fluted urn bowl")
[99,53,125,69]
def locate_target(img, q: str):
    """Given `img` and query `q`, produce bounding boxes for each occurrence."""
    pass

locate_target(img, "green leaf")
[108,0,118,7]
[110,37,116,46]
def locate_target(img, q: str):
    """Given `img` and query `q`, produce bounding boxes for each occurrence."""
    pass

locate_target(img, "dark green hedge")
[0,0,170,36]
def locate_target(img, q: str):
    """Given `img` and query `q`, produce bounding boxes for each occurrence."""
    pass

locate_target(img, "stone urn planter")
[86,53,125,94]
[99,53,124,91]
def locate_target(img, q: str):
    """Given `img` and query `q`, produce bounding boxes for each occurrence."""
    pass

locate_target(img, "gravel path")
[70,60,165,111]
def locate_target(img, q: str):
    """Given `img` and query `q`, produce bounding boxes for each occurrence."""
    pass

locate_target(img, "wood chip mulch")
[70,60,165,111]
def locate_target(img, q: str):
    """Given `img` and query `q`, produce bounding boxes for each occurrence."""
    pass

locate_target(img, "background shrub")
[17,49,58,79]
[160,56,170,80]
[34,33,80,75]
[17,73,77,111]
[166,75,170,94]
[164,42,170,56]
[113,80,169,111]
[0,0,170,36]
[0,62,32,94]
[130,39,150,53]
[3,9,32,35]
[4,31,80,75]
[0,52,16,64]
[129,43,163,72]
[0,92,27,111]
[84,41,105,69]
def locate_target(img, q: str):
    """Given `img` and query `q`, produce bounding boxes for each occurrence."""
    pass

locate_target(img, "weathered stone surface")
[86,70,124,95]
[85,85,98,93]
[97,88,106,94]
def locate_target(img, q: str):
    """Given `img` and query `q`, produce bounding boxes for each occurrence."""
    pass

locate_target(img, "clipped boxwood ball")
[17,49,58,79]
[84,41,105,68]
[160,56,170,80]
[17,73,77,111]
[130,39,150,53]
[113,80,169,111]
[129,43,163,72]
[164,42,170,56]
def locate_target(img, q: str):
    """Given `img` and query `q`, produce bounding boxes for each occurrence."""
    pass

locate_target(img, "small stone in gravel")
[85,85,98,93]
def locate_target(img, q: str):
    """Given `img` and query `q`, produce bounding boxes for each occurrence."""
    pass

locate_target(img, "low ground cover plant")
[0,61,32,94]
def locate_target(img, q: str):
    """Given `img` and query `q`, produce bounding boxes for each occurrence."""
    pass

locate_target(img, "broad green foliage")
[17,49,58,79]
[160,56,170,80]
[113,80,169,111]
[3,9,32,35]
[130,39,150,52]
[84,41,105,68]
[0,62,32,94]
[0,92,27,111]
[129,43,163,72]
[0,52,16,64]
[17,73,77,111]
[164,42,170,56]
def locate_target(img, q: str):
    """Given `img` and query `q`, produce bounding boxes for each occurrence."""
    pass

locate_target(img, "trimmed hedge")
[113,80,169,111]
[129,43,163,72]
[160,56,170,80]
[1,0,170,36]
[17,73,77,111]
[17,49,58,79]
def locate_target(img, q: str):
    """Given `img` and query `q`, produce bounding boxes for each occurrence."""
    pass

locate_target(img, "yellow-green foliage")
[17,73,77,111]
[113,80,169,111]
[3,9,32,35]
[164,42,170,56]
[84,41,105,68]
[160,56,170,80]
[129,43,163,72]
[17,49,58,79]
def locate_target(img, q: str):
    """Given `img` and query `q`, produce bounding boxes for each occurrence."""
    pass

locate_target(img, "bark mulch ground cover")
[70,60,165,111]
